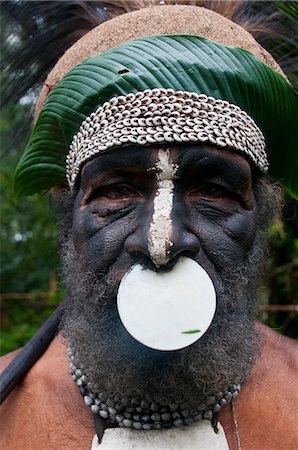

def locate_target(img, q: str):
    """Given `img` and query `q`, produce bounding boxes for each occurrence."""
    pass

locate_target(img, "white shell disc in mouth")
[117,257,216,351]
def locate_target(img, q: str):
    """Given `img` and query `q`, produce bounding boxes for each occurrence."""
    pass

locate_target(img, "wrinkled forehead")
[79,143,253,188]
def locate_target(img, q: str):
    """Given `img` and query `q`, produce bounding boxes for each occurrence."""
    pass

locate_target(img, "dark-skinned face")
[62,143,265,406]
[72,144,257,281]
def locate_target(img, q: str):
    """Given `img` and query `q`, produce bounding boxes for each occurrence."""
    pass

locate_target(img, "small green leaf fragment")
[181,329,201,334]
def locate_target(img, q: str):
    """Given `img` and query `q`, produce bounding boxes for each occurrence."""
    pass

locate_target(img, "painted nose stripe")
[148,149,178,267]
[148,180,174,267]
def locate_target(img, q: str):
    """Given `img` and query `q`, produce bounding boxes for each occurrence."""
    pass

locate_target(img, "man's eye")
[96,184,139,200]
[190,184,228,198]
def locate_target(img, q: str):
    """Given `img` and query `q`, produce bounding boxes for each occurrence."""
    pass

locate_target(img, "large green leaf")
[14,35,298,198]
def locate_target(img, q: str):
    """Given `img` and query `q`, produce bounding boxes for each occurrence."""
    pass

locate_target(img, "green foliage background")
[0,102,62,354]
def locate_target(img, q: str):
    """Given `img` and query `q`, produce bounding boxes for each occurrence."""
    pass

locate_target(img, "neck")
[68,347,240,432]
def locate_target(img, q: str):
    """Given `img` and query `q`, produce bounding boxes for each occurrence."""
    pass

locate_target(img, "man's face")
[73,144,257,278]
[62,143,262,408]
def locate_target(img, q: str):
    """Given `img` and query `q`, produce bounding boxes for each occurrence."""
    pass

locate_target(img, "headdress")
[3,1,296,198]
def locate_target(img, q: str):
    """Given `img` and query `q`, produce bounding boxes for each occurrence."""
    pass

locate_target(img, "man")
[1,3,297,449]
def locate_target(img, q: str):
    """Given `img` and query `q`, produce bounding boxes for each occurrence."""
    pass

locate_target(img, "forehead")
[79,143,252,186]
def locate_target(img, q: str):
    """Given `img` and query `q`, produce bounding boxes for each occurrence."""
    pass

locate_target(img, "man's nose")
[124,202,200,268]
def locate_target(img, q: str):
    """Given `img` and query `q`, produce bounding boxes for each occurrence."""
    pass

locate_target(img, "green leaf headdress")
[14,6,298,198]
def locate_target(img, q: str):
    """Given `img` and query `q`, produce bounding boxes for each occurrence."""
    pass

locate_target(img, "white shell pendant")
[117,257,216,351]
[91,420,229,449]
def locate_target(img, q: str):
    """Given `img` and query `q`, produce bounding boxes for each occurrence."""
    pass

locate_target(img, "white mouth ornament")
[117,257,216,351]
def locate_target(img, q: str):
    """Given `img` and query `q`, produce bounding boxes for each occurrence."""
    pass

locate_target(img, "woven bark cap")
[35,4,283,118]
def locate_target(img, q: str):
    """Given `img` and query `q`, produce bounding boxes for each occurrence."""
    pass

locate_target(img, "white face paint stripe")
[148,149,178,267]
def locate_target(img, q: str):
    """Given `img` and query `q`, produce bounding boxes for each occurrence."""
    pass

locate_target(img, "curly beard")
[60,242,263,408]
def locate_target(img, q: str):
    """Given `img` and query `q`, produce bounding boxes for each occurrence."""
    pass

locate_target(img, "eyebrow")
[178,148,252,187]
[80,147,153,184]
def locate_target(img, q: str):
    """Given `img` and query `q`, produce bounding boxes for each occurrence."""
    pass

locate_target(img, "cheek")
[72,208,138,274]
[188,209,258,272]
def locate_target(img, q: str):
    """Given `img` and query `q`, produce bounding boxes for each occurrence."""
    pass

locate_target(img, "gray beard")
[60,238,263,409]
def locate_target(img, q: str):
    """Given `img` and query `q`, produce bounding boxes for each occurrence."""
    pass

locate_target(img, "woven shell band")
[66,89,268,189]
